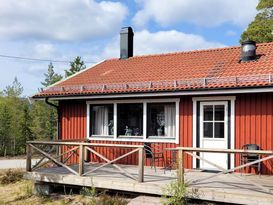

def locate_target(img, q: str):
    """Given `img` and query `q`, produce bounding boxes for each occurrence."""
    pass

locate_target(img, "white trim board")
[86,98,180,144]
[43,87,273,101]
[192,96,235,169]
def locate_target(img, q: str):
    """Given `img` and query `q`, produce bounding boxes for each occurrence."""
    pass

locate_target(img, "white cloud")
[0,0,128,41]
[32,43,56,58]
[101,30,225,58]
[133,0,258,28]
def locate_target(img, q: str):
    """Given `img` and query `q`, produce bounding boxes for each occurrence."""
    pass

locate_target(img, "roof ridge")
[105,41,273,62]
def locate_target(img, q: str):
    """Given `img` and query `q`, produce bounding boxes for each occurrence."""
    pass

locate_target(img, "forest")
[0,56,86,156]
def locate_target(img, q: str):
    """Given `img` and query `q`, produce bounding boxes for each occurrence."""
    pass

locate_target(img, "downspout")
[45,98,61,140]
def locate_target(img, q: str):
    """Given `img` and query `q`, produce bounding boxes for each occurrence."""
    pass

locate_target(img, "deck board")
[24,163,273,205]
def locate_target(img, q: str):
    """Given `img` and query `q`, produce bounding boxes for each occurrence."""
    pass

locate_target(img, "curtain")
[94,106,109,135]
[164,104,175,137]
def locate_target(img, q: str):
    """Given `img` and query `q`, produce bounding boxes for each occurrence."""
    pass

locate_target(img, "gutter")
[45,98,61,140]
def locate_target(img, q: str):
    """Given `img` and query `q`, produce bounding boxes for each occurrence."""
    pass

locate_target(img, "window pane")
[91,105,114,136]
[203,105,213,121]
[147,103,176,137]
[215,105,225,121]
[215,122,224,138]
[117,103,143,136]
[203,122,213,138]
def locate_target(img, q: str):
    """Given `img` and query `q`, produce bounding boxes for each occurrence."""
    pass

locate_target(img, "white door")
[200,101,228,170]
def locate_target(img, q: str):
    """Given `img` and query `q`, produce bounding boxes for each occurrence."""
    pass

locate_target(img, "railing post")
[178,149,184,184]
[58,145,63,163]
[138,147,144,183]
[79,144,84,176]
[26,143,32,172]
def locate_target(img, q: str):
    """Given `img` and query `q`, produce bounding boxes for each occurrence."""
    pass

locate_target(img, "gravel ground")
[0,159,40,169]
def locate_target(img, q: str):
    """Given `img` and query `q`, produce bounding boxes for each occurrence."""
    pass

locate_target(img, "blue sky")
[0,0,258,96]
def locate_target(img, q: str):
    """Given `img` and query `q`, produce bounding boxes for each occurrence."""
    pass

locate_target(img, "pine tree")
[65,56,86,77]
[0,105,12,156]
[41,62,62,87]
[18,103,33,154]
[241,0,273,43]
[4,77,23,97]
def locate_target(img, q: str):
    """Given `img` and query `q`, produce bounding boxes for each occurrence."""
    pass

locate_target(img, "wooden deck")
[24,163,273,205]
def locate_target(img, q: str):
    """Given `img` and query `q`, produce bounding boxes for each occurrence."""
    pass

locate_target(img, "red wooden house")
[32,27,273,174]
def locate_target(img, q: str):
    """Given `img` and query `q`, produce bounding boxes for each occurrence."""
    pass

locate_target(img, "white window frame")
[87,98,180,144]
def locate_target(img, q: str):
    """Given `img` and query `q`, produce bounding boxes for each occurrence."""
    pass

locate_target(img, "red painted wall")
[59,94,273,174]
[235,93,273,174]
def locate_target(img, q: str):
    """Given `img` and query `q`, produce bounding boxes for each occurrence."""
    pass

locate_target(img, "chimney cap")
[241,40,257,62]
[120,27,134,34]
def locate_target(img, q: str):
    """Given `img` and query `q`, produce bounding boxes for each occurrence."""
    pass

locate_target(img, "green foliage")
[0,73,58,156]
[257,0,273,10]
[0,169,24,184]
[241,0,273,43]
[30,101,57,141]
[65,56,86,77]
[3,77,23,98]
[80,186,97,198]
[0,105,13,156]
[41,62,62,87]
[162,180,198,205]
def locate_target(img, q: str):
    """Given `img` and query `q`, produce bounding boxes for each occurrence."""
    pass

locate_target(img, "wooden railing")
[165,147,273,194]
[26,141,144,182]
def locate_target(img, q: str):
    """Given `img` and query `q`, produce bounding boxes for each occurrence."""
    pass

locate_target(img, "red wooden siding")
[235,93,273,174]
[59,94,273,174]
[59,100,87,164]
[59,97,193,168]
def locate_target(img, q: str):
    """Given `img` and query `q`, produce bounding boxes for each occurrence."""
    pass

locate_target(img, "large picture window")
[90,104,114,136]
[87,99,179,143]
[147,103,176,138]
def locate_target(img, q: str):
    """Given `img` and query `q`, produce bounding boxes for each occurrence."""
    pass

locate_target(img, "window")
[202,104,225,138]
[147,103,176,138]
[87,99,179,143]
[117,103,143,137]
[90,104,114,136]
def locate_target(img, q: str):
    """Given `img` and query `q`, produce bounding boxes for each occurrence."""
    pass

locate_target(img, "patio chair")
[144,142,166,173]
[240,144,261,175]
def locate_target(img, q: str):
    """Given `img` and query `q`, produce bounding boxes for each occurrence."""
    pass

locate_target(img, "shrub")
[80,186,96,198]
[0,169,24,184]
[162,180,198,205]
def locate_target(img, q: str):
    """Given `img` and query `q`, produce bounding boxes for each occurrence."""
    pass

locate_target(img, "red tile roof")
[34,42,273,98]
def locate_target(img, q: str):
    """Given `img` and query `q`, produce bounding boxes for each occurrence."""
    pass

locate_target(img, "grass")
[0,169,129,205]
[0,169,24,184]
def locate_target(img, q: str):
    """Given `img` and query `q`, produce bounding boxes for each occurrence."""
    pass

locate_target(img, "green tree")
[65,56,86,77]
[31,63,60,141]
[0,105,12,156]
[18,103,33,154]
[30,101,57,140]
[241,0,273,43]
[4,77,23,97]
[41,62,63,87]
